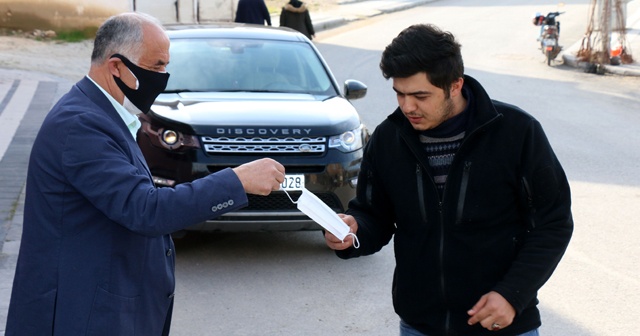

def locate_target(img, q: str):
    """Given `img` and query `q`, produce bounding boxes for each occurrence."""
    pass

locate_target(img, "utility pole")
[601,0,611,65]
[577,0,633,72]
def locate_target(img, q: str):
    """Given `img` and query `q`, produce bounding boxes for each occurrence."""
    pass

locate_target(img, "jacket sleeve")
[493,118,573,314]
[279,8,287,27]
[262,2,272,25]
[305,11,315,36]
[337,130,396,259]
[62,112,248,237]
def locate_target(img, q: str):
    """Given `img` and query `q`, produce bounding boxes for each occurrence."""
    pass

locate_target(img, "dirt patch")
[0,36,91,81]
[0,0,343,81]
[0,2,120,31]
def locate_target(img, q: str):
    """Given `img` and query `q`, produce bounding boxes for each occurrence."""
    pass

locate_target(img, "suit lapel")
[76,77,154,180]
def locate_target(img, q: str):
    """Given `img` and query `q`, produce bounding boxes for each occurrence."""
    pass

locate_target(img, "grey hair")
[90,12,163,65]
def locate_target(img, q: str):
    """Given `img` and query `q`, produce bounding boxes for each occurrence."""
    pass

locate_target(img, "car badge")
[299,144,312,152]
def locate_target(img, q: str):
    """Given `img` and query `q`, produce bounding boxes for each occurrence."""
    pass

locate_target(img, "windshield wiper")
[163,89,196,93]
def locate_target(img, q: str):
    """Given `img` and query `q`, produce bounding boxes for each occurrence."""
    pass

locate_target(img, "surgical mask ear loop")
[283,189,360,249]
[283,189,297,204]
[346,232,360,249]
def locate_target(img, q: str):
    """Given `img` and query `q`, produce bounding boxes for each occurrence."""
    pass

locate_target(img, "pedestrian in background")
[325,23,573,336]
[235,0,272,26]
[5,12,284,336]
[279,0,315,40]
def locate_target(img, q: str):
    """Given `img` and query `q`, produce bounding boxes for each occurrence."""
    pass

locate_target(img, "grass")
[54,27,98,42]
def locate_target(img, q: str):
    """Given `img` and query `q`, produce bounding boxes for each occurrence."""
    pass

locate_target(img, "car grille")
[201,136,326,154]
[242,191,343,212]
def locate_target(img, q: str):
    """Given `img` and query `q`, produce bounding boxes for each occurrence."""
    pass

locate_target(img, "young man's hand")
[324,214,358,250]
[467,291,516,331]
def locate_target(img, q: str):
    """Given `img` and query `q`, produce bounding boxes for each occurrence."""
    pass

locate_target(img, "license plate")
[543,39,556,46]
[281,174,305,191]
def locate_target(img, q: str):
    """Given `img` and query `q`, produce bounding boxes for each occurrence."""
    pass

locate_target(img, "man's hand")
[467,291,516,331]
[324,214,358,250]
[232,158,285,196]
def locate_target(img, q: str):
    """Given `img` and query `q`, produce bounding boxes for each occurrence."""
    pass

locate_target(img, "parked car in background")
[137,24,369,233]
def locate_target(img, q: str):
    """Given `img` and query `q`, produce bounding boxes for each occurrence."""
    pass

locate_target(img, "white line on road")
[0,80,38,162]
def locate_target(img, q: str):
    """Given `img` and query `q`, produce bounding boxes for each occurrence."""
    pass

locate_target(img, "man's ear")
[107,57,122,77]
[450,77,464,97]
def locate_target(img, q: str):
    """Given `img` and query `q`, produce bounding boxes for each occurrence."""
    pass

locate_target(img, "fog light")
[162,130,178,145]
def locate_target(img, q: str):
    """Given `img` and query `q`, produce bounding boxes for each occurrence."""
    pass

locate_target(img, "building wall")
[0,0,130,31]
[0,0,239,31]
[136,0,179,23]
[138,0,239,24]
[198,0,238,23]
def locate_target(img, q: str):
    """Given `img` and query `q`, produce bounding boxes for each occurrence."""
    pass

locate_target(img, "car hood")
[151,92,362,135]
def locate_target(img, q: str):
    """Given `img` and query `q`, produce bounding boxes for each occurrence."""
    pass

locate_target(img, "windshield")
[165,38,337,95]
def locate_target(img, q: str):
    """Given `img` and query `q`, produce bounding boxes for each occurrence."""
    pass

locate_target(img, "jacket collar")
[388,74,501,136]
[75,77,134,142]
[75,77,153,178]
[284,3,307,12]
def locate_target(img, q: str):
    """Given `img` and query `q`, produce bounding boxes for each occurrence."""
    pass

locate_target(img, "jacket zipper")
[397,113,499,334]
[416,162,450,333]
[438,199,449,333]
[416,164,428,223]
[455,161,472,224]
[403,140,451,333]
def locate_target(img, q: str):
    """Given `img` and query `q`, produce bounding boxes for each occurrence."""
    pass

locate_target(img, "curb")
[275,0,436,35]
[562,43,640,76]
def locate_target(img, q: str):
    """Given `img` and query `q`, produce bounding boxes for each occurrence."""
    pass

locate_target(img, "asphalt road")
[1,1,640,335]
[172,1,640,335]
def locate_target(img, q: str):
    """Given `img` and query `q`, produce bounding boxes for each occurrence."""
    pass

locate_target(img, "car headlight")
[328,125,365,152]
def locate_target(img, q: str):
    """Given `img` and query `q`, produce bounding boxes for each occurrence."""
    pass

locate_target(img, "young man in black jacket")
[325,24,573,336]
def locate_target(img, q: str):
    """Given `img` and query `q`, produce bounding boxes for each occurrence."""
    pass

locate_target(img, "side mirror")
[344,79,367,100]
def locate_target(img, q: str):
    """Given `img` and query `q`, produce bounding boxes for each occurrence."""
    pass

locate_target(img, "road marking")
[0,80,38,162]
[0,80,19,117]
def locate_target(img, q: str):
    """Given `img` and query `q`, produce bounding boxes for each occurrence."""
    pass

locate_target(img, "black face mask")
[111,53,170,114]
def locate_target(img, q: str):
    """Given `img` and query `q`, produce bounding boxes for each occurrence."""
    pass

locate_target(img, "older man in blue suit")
[5,12,285,335]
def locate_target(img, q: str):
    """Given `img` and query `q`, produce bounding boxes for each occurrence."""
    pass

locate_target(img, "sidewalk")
[0,74,62,335]
[561,0,640,76]
[317,0,640,76]
[301,0,436,33]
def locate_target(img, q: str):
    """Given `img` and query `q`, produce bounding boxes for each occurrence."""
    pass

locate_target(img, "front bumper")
[139,133,362,231]
[186,184,355,232]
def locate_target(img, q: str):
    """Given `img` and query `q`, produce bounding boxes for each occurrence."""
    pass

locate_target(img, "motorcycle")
[533,11,565,66]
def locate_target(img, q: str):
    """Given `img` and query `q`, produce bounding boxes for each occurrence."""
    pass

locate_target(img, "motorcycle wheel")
[546,49,553,66]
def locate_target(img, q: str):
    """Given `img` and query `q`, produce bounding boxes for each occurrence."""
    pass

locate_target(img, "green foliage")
[55,27,98,42]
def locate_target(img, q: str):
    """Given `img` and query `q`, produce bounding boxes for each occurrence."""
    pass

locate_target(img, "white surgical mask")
[285,188,360,248]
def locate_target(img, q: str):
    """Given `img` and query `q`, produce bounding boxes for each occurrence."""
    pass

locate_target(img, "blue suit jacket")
[6,77,248,335]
